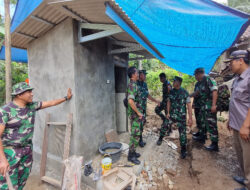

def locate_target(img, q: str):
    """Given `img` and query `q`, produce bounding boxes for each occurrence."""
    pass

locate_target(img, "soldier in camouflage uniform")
[190,80,205,138]
[0,82,72,190]
[155,73,172,135]
[157,76,193,159]
[137,70,159,147]
[127,67,144,165]
[192,68,219,151]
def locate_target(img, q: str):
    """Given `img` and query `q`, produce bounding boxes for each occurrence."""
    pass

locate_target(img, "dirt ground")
[24,101,244,190]
[141,101,243,190]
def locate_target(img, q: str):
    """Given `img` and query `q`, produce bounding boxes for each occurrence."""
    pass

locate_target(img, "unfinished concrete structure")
[9,0,156,183]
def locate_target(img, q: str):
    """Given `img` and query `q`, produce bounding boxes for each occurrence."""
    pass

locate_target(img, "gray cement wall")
[72,21,116,161]
[28,18,76,176]
[27,18,127,180]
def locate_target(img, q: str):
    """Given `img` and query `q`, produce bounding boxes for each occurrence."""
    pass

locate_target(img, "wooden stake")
[4,0,12,103]
[6,173,14,190]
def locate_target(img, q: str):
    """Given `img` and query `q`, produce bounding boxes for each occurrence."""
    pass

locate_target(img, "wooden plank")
[41,176,61,187]
[61,113,73,184]
[47,122,67,126]
[6,173,14,190]
[79,28,123,43]
[40,114,50,178]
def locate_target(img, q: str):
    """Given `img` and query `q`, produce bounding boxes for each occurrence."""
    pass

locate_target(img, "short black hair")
[194,68,205,75]
[128,66,137,79]
[159,73,166,79]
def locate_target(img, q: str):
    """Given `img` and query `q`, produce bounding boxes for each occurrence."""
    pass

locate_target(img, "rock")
[169,184,174,190]
[158,168,165,176]
[163,174,169,187]
[141,170,148,179]
[152,166,157,173]
[168,179,174,185]
[148,171,153,181]
[166,168,177,176]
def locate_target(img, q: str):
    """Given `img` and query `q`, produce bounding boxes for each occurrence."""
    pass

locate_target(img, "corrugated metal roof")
[10,0,152,57]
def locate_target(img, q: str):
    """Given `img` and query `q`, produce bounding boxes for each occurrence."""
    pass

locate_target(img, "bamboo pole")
[4,0,12,103]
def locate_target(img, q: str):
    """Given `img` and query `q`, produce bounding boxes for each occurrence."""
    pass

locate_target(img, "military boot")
[192,134,205,144]
[181,146,187,159]
[139,135,146,147]
[157,136,164,146]
[134,151,141,158]
[205,142,219,152]
[128,150,140,165]
[192,131,200,137]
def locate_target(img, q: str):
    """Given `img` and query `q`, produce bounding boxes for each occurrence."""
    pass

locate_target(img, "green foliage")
[129,56,196,96]
[0,61,28,106]
[228,0,250,13]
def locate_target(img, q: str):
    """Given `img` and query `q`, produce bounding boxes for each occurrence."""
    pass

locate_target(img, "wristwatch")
[64,96,68,101]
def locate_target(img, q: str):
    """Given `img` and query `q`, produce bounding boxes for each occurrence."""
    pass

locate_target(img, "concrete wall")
[72,21,116,161]
[28,18,128,182]
[28,18,77,176]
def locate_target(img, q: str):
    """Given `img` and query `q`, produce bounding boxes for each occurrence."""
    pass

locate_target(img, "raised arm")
[0,125,9,177]
[41,88,72,109]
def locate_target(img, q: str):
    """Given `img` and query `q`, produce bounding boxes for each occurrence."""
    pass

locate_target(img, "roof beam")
[15,32,36,40]
[111,40,138,47]
[79,23,123,43]
[30,15,55,27]
[80,23,121,31]
[108,45,144,54]
[61,5,88,22]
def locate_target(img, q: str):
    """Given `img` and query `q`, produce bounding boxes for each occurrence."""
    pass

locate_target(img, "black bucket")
[99,142,122,163]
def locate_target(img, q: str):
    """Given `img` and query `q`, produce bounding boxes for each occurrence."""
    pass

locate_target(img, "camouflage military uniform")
[198,76,218,142]
[0,101,42,190]
[127,80,144,152]
[160,88,190,146]
[193,82,202,131]
[137,81,148,134]
[155,80,170,120]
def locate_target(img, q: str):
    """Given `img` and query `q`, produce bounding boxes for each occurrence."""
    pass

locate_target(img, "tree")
[228,0,250,13]
[4,0,12,103]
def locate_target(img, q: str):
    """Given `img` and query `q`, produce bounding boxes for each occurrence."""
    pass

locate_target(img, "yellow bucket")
[101,155,112,171]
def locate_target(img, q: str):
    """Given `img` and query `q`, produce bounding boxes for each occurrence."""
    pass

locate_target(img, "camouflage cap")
[194,67,205,75]
[173,76,183,83]
[11,82,33,96]
[139,70,148,75]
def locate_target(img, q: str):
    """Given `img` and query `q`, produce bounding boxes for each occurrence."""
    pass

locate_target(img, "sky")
[0,0,16,20]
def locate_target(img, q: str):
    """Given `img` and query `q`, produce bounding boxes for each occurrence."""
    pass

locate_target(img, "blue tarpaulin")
[106,0,250,75]
[0,46,27,63]
[0,0,43,63]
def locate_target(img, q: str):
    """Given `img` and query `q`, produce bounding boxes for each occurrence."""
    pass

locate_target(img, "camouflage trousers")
[129,116,144,152]
[155,101,167,121]
[160,118,187,147]
[140,110,147,135]
[0,146,33,190]
[200,107,218,142]
[194,107,202,130]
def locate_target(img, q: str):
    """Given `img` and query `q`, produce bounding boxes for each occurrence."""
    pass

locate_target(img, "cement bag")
[62,155,83,190]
